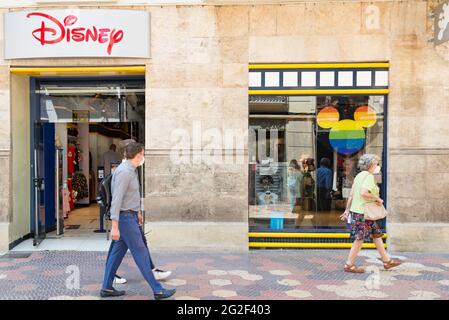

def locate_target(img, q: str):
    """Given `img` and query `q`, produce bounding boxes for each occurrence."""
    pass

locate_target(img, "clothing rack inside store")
[68,136,79,143]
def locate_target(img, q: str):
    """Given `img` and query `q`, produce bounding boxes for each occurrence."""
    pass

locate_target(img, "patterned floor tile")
[277,279,301,286]
[269,270,292,276]
[408,290,441,300]
[208,270,228,276]
[0,250,448,300]
[165,279,187,286]
[285,289,313,298]
[175,296,201,300]
[438,280,449,286]
[212,290,238,298]
[210,279,232,286]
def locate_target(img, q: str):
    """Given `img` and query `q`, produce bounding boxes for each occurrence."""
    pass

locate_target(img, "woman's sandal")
[378,258,402,270]
[344,263,365,273]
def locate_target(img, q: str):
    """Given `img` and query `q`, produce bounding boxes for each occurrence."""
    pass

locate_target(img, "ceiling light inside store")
[35,88,145,95]
[249,96,287,104]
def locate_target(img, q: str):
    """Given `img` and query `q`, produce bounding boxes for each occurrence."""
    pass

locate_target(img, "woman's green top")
[350,171,379,214]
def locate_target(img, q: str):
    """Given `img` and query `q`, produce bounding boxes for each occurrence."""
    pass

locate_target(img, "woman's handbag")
[361,172,387,221]
[363,202,387,221]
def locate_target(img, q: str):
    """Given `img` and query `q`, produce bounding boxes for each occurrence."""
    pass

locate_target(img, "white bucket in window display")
[270,211,284,230]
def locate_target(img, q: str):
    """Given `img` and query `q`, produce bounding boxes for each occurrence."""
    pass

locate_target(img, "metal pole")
[55,148,60,236]
[140,164,145,234]
[33,149,39,246]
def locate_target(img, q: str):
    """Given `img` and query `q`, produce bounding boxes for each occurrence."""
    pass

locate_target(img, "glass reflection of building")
[249,95,385,232]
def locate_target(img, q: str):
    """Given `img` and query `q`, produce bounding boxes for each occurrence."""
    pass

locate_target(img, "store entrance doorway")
[30,77,145,247]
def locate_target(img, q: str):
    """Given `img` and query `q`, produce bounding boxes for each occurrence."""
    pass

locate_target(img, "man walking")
[100,142,176,299]
[112,231,172,284]
[112,138,171,285]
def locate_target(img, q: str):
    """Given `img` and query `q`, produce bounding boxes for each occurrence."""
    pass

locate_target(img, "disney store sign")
[4,9,150,59]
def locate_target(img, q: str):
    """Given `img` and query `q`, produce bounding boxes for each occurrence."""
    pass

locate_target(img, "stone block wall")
[0,1,448,251]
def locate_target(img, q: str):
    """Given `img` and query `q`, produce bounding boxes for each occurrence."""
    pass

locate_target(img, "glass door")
[248,95,386,232]
[56,148,64,236]
[32,121,46,246]
[31,77,146,244]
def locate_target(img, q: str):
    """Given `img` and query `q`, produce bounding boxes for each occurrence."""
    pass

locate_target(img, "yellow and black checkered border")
[248,232,388,249]
[249,62,389,95]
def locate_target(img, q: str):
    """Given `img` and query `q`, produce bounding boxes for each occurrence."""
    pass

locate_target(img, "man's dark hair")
[110,144,117,151]
[122,139,136,148]
[320,157,331,168]
[124,142,143,159]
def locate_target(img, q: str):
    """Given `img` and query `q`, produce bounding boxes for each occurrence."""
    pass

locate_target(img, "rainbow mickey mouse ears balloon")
[317,105,377,155]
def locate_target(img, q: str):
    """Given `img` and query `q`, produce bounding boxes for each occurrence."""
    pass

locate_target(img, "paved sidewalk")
[0,250,448,300]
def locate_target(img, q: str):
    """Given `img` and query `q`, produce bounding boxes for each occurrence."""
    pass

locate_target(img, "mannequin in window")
[101,144,122,177]
[317,157,333,211]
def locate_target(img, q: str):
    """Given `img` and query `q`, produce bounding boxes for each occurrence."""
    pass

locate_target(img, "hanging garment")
[67,179,74,210]
[62,186,70,218]
[67,145,75,175]
[74,146,80,172]
[72,172,89,200]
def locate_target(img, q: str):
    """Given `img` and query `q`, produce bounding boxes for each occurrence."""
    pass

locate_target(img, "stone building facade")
[0,0,448,252]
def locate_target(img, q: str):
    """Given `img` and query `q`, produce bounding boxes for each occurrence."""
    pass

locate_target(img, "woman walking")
[340,154,402,273]
[287,159,302,212]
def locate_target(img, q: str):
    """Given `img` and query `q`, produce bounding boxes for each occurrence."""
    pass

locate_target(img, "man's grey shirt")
[110,160,141,221]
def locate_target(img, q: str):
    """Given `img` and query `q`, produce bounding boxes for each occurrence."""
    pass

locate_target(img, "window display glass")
[37,81,145,124]
[248,95,385,231]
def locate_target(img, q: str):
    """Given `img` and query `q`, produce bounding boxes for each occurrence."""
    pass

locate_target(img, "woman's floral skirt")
[350,212,383,242]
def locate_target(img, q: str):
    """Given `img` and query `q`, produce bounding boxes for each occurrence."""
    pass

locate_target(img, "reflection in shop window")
[248,95,385,231]
[37,84,145,124]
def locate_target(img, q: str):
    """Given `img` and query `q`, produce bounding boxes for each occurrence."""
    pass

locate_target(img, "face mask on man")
[139,156,145,167]
[374,165,381,174]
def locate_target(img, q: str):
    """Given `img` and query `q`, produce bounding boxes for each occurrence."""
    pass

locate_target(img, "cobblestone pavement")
[0,250,448,300]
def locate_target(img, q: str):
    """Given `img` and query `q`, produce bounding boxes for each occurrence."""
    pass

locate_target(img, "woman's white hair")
[358,154,380,171]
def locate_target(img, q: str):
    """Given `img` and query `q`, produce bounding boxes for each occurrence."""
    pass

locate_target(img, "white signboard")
[4,9,150,59]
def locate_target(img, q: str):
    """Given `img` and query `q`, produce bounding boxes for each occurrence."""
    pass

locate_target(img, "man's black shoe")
[154,288,176,300]
[100,288,126,298]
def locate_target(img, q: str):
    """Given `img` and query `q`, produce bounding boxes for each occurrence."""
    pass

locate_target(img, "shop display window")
[248,95,385,231]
